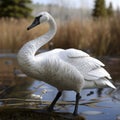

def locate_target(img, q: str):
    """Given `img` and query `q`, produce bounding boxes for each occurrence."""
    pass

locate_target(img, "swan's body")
[17,12,116,115]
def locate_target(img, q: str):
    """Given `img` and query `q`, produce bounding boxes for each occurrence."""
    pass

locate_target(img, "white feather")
[88,67,112,80]
[66,48,89,58]
[104,79,116,89]
[17,12,116,95]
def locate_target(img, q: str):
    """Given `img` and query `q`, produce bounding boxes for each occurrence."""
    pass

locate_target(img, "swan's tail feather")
[83,78,116,89]
[104,79,116,89]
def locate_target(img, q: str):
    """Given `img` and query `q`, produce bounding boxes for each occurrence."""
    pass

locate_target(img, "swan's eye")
[36,15,42,20]
[39,15,42,18]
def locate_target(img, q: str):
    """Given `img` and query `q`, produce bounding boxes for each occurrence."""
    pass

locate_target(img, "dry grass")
[54,18,120,56]
[0,18,49,53]
[53,20,93,49]
[88,18,120,56]
[0,17,120,56]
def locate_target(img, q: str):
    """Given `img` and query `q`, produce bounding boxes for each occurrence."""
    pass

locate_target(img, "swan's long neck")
[17,15,57,69]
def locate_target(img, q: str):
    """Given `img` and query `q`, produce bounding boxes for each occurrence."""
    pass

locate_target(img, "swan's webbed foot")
[47,91,62,112]
[73,93,81,116]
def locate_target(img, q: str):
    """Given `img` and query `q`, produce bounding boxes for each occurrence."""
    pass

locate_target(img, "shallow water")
[27,80,120,120]
[0,79,120,120]
[0,54,120,120]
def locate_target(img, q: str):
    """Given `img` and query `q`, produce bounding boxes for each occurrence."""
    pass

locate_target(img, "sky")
[32,0,120,9]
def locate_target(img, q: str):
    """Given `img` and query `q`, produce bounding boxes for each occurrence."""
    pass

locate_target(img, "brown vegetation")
[0,17,120,56]
[0,18,49,52]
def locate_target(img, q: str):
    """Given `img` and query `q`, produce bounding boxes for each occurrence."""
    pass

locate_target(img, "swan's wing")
[59,48,111,81]
[66,48,90,58]
[76,56,111,80]
[87,67,111,80]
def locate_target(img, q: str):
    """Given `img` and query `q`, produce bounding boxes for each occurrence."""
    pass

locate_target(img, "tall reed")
[0,18,48,53]
[53,18,120,56]
[0,17,120,56]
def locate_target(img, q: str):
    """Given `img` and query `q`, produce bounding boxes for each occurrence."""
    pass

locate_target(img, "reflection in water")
[86,91,94,96]
[97,88,103,97]
[111,86,120,102]
[0,78,34,99]
[0,79,120,120]
[0,55,120,120]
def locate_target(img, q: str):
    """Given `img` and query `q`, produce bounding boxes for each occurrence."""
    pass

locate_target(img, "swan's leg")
[48,91,62,111]
[73,92,81,116]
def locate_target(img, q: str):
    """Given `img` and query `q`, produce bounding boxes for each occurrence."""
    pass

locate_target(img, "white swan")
[17,12,116,115]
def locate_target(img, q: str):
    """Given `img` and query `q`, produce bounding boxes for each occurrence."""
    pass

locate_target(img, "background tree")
[107,2,114,17]
[92,0,107,18]
[0,0,32,19]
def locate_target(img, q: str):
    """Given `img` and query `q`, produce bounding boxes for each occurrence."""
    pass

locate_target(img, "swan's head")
[27,12,50,30]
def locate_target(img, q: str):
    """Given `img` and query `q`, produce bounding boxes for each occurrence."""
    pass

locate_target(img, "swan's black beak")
[27,18,40,30]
